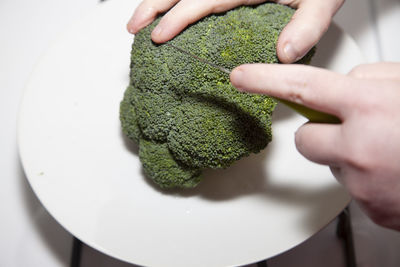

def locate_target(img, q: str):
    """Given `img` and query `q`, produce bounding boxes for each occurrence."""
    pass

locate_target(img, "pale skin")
[128,0,400,230]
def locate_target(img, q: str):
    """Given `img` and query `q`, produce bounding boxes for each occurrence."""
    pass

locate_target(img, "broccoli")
[139,139,203,188]
[120,3,315,189]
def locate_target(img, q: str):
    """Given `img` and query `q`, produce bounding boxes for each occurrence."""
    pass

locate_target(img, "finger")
[295,122,343,165]
[276,0,344,63]
[230,64,353,119]
[349,62,400,82]
[151,0,265,43]
[127,0,179,34]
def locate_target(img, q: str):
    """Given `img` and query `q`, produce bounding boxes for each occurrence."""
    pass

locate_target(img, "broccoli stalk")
[120,3,315,189]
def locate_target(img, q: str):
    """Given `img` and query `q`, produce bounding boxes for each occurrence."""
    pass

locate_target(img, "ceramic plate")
[18,0,364,266]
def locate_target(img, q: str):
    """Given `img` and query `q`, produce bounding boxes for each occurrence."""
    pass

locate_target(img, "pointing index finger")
[230,64,354,120]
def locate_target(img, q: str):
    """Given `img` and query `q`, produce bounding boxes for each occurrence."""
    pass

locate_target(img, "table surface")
[1,0,400,266]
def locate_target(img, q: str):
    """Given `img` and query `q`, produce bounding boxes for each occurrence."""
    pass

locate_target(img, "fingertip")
[126,14,139,34]
[126,22,138,34]
[150,25,171,43]
[150,18,187,43]
[276,0,334,63]
[277,41,303,63]
[293,123,342,165]
[230,66,246,91]
[127,5,158,34]
[150,25,162,42]
[277,22,311,63]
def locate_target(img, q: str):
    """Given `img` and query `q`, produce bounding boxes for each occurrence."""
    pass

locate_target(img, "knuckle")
[284,75,310,104]
[287,90,305,104]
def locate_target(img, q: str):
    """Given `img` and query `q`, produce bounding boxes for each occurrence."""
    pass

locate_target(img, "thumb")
[276,0,344,63]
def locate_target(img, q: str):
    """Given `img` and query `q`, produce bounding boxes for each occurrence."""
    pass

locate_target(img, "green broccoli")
[120,3,314,189]
[139,139,202,188]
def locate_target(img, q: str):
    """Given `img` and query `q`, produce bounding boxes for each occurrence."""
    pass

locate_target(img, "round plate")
[18,1,363,266]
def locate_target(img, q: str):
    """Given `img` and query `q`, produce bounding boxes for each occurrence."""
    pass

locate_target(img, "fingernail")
[152,25,162,37]
[283,43,300,62]
[127,26,136,34]
[230,68,245,91]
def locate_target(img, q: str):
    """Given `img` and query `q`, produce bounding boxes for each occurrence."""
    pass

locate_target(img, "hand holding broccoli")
[231,62,400,230]
[126,0,344,63]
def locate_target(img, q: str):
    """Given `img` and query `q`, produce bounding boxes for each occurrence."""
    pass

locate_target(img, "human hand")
[230,62,400,230]
[126,0,344,63]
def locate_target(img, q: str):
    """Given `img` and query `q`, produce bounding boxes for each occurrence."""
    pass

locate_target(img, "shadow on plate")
[136,101,298,200]
[311,23,344,70]
[138,103,347,218]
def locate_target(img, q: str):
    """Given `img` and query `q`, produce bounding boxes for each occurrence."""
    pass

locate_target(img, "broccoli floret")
[120,3,315,189]
[120,85,141,143]
[139,139,202,189]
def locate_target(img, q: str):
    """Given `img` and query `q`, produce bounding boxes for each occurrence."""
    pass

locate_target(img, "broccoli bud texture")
[120,3,314,189]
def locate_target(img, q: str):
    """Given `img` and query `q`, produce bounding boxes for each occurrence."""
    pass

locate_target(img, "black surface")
[70,237,82,267]
[337,206,357,267]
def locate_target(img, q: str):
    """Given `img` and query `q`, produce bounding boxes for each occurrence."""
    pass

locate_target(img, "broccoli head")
[120,3,315,189]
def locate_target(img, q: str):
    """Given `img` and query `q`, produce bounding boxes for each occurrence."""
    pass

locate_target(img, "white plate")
[18,1,364,266]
